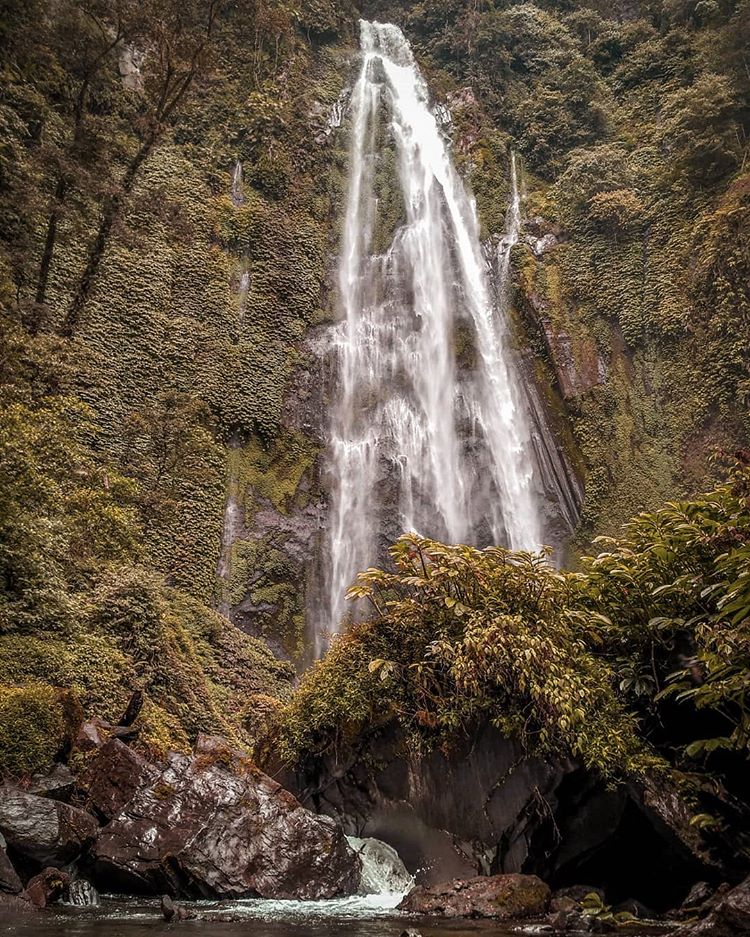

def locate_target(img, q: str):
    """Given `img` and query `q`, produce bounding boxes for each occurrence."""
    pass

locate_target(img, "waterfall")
[67,880,99,907]
[489,157,583,542]
[231,160,244,206]
[347,836,415,901]
[322,21,546,649]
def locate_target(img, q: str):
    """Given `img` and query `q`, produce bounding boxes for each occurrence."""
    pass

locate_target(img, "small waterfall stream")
[321,21,570,650]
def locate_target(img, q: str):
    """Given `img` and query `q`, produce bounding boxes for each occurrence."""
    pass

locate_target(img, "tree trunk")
[60,136,154,339]
[34,176,68,315]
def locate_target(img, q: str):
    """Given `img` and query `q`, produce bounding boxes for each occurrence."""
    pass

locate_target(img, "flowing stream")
[322,21,549,649]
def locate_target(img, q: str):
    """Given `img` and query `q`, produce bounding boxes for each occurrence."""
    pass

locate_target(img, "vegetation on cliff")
[281,461,750,847]
[374,0,750,539]
[0,0,353,771]
[1,0,749,813]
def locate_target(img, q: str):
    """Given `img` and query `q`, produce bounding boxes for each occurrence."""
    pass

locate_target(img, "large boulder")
[90,736,360,900]
[83,738,160,822]
[0,789,97,867]
[674,877,750,937]
[399,873,551,919]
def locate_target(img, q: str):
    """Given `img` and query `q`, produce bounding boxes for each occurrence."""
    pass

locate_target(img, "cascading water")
[322,21,549,650]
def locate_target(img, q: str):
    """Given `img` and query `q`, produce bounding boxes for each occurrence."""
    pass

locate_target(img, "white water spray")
[322,21,544,649]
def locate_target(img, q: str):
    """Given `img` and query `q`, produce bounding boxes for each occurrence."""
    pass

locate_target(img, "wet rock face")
[90,736,360,900]
[83,738,160,822]
[301,723,570,884]
[0,790,98,867]
[399,873,551,919]
[674,876,750,937]
[299,722,730,907]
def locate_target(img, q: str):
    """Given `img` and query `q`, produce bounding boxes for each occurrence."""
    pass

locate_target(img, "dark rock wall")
[296,723,730,909]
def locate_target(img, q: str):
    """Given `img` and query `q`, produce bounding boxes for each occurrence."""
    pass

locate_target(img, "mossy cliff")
[0,0,357,768]
[373,0,749,547]
[1,0,749,777]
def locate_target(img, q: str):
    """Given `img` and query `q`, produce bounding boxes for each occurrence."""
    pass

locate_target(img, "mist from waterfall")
[321,21,545,652]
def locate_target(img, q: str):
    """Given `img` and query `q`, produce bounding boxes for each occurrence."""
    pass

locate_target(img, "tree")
[60,0,223,337]
[662,73,742,183]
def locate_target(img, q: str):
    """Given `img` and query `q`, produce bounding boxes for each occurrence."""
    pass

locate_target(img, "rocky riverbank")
[1,716,749,935]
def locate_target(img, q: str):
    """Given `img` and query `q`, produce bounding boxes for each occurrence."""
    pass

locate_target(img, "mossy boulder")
[399,874,551,919]
[0,685,82,778]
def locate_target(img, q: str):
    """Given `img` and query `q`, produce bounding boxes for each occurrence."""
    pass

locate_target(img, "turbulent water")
[322,21,546,648]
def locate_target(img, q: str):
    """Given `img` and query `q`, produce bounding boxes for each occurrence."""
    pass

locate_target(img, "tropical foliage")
[281,461,750,797]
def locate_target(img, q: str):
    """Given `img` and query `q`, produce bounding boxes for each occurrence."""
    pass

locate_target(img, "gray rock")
[0,789,97,866]
[67,879,99,907]
[91,737,360,900]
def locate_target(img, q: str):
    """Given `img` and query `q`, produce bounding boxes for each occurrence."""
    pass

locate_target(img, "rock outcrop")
[90,735,360,900]
[674,876,750,936]
[299,723,570,884]
[399,873,550,919]
[0,842,22,895]
[298,722,726,908]
[0,790,97,867]
[83,738,160,822]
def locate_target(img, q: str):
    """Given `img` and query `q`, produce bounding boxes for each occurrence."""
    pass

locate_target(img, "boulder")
[91,737,360,900]
[67,879,99,907]
[0,842,22,894]
[83,738,160,822]
[75,718,107,753]
[25,868,70,908]
[347,836,414,896]
[161,895,197,921]
[0,892,36,915]
[0,789,97,866]
[75,718,137,753]
[399,873,551,919]
[26,764,76,802]
[673,876,750,936]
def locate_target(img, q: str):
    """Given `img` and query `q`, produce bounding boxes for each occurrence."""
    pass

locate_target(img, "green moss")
[237,433,319,516]
[0,685,82,777]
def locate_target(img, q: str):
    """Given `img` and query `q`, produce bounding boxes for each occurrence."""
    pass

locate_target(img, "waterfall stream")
[322,21,561,651]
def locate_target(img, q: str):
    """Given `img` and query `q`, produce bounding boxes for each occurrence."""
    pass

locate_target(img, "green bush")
[0,684,83,777]
[280,536,654,777]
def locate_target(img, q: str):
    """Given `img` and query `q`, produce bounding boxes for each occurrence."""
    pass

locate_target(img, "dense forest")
[0,0,749,928]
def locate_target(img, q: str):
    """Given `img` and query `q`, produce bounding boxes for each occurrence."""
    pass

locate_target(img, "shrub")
[0,684,83,777]
[280,536,653,777]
